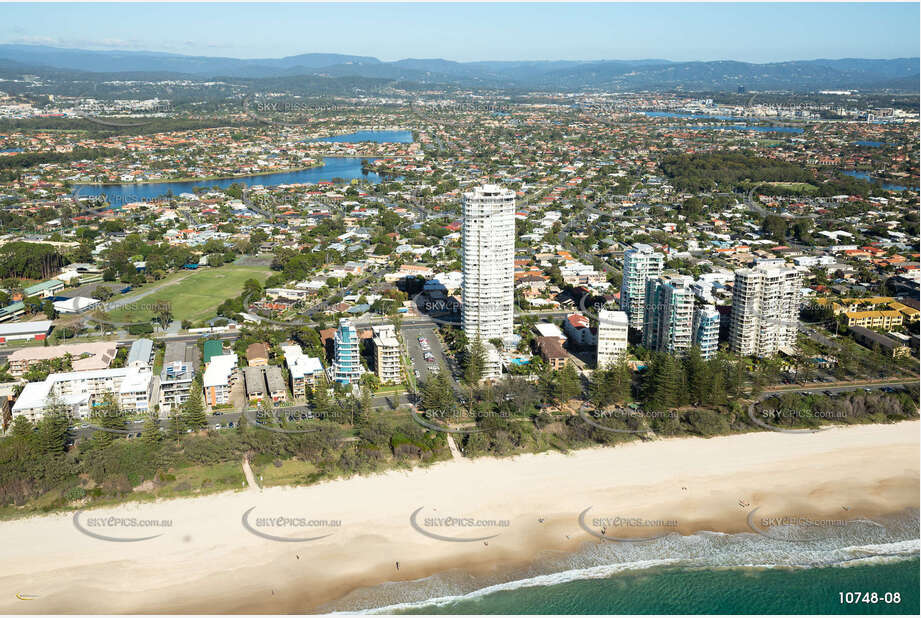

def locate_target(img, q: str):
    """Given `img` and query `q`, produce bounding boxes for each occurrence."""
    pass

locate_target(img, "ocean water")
[394,559,919,614]
[324,509,919,615]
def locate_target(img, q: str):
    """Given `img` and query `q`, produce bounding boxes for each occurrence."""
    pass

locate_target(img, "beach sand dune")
[0,421,917,613]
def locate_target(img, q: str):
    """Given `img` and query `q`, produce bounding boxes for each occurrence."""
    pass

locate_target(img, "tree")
[93,286,114,302]
[90,392,124,449]
[141,413,161,448]
[154,301,173,332]
[8,415,34,445]
[167,410,184,441]
[311,382,330,418]
[182,382,207,431]
[422,370,455,414]
[36,407,70,456]
[359,386,373,422]
[683,346,707,405]
[42,300,58,320]
[463,336,486,385]
[645,352,684,411]
[555,362,581,405]
[762,215,787,242]
[537,365,557,408]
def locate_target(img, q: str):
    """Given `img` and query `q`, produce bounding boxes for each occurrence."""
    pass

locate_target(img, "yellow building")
[844,310,903,329]
[888,301,920,323]
[816,296,896,315]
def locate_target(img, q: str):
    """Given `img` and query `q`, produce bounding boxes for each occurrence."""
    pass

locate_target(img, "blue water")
[313,130,413,143]
[72,156,382,203]
[325,509,919,615]
[854,141,887,147]
[395,560,919,614]
[841,170,912,192]
[688,125,804,134]
[638,111,742,121]
[0,147,23,153]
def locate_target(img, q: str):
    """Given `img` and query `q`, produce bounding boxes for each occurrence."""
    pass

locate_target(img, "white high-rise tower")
[462,184,516,352]
[729,263,803,357]
[621,243,664,330]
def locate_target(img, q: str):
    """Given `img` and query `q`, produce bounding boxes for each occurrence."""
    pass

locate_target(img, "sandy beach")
[0,421,918,614]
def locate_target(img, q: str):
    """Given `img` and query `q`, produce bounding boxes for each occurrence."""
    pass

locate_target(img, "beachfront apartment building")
[371,324,402,384]
[596,309,629,368]
[243,366,267,403]
[462,184,516,378]
[643,275,695,355]
[244,364,290,404]
[203,353,239,407]
[11,366,153,422]
[729,264,803,357]
[281,344,324,398]
[331,318,362,384]
[158,341,196,414]
[693,305,721,360]
[620,244,664,330]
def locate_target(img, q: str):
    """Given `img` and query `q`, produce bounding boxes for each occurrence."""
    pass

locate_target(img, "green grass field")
[106,265,271,323]
[762,181,818,193]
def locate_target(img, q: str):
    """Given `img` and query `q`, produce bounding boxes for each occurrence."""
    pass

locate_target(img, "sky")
[2,2,919,63]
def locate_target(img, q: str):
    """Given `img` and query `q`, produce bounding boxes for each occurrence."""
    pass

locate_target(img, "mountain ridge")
[0,44,916,92]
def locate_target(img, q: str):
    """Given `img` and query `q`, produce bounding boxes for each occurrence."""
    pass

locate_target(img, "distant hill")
[0,44,916,93]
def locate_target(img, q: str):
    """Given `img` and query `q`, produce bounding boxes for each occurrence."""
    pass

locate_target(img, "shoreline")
[0,420,917,614]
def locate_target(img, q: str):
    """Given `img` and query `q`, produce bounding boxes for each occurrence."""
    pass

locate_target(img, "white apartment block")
[729,264,803,357]
[203,353,239,407]
[693,305,721,360]
[371,324,403,384]
[643,275,695,354]
[461,184,516,356]
[12,367,153,422]
[621,244,664,330]
[596,309,629,368]
[281,344,324,399]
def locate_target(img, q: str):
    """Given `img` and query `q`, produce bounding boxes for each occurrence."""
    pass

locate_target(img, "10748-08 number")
[839,592,901,604]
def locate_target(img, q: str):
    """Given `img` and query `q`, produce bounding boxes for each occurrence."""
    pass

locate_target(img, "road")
[749,378,918,433]
[798,321,839,349]
[66,388,412,441]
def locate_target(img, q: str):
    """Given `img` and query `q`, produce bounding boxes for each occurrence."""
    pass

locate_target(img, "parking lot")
[401,322,459,390]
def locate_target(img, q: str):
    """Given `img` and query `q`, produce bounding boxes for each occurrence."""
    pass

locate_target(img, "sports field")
[104,265,271,324]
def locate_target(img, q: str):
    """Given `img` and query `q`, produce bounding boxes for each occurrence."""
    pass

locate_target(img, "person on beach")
[395,561,400,571]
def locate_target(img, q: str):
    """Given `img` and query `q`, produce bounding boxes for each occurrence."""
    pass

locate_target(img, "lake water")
[685,124,804,134]
[637,110,742,121]
[312,130,413,143]
[841,169,912,191]
[72,129,414,203]
[855,141,887,147]
[72,156,383,203]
